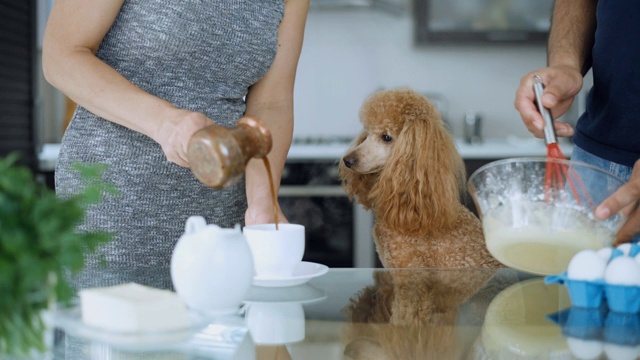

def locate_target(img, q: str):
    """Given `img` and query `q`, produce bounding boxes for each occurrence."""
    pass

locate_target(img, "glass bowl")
[468,157,626,275]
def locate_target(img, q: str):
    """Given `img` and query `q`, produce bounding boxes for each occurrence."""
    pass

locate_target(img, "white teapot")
[171,216,254,316]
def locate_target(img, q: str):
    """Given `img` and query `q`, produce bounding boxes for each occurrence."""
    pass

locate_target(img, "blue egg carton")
[547,306,640,347]
[545,272,640,314]
[545,243,640,314]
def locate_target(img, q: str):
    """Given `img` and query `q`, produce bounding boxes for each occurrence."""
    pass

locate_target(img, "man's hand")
[514,65,584,138]
[596,160,640,245]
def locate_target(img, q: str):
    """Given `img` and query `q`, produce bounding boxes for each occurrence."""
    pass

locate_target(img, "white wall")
[293,7,584,140]
[38,4,590,143]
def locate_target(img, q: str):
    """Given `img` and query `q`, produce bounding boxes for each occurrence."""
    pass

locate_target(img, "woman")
[42,0,309,290]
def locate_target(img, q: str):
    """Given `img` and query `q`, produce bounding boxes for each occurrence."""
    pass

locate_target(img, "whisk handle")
[532,75,558,145]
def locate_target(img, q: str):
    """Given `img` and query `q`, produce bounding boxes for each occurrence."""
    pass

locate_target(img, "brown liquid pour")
[262,157,279,230]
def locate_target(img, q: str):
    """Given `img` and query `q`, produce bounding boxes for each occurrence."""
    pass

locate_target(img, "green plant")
[0,153,116,357]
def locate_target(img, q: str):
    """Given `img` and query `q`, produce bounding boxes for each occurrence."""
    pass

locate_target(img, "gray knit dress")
[55,0,285,291]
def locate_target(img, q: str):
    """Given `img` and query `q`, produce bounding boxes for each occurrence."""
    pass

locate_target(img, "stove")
[280,135,377,268]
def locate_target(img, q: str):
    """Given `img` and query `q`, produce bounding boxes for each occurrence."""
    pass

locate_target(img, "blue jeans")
[571,145,639,243]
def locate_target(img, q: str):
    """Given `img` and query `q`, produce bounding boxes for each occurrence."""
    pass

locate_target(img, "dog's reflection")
[341,269,498,360]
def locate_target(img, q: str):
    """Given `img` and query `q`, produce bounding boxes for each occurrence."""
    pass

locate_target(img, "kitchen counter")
[286,135,574,161]
[454,135,574,160]
[38,143,61,172]
[38,137,574,171]
[45,267,627,359]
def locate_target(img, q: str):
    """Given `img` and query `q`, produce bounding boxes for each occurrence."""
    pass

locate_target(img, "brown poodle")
[339,88,501,268]
[341,269,499,360]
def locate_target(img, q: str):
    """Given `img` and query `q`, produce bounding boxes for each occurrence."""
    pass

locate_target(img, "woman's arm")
[42,0,211,167]
[243,0,310,225]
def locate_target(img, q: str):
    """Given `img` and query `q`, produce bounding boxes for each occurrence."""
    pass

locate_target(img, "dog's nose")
[343,156,357,168]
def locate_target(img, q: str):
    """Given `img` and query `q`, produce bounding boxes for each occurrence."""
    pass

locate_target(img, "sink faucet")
[463,110,483,145]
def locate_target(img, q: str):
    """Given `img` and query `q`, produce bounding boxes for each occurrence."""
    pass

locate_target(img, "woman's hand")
[596,159,640,245]
[514,65,583,138]
[153,110,213,167]
[245,194,288,226]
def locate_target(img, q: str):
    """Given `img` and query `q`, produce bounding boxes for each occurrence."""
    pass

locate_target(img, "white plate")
[244,283,327,304]
[51,305,212,351]
[253,261,329,288]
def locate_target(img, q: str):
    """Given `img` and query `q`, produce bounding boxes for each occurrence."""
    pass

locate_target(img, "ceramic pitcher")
[170,216,254,316]
[187,116,272,189]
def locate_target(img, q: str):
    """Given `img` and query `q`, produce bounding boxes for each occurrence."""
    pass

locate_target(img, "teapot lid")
[184,216,243,236]
[201,223,242,237]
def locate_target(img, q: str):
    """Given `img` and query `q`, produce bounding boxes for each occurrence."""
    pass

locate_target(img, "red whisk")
[532,75,594,209]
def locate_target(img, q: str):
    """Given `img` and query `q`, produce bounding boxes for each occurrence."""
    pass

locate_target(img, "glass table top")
[47,267,639,360]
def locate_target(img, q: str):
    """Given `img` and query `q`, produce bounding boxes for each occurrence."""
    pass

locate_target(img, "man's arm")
[514,0,597,138]
[547,0,598,75]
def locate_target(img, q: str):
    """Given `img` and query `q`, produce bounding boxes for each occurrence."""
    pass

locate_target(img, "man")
[514,0,640,244]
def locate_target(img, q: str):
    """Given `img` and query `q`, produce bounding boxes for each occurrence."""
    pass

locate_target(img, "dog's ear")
[339,131,378,209]
[371,115,466,236]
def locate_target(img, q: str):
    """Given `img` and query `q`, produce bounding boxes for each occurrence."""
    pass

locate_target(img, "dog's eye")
[381,134,393,143]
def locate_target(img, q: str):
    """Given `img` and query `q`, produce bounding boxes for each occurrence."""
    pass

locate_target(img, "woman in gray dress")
[42,0,309,290]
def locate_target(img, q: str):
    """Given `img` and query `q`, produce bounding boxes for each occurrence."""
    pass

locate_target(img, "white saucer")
[244,283,327,304]
[51,305,212,351]
[253,262,329,288]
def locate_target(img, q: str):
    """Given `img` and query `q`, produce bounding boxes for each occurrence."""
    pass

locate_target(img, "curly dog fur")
[341,269,497,359]
[339,88,501,268]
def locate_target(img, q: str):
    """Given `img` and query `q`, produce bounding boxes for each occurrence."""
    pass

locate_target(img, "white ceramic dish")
[244,283,327,304]
[252,261,328,288]
[51,305,212,351]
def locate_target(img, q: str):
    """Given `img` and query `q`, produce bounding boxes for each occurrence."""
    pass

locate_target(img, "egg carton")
[545,243,640,313]
[546,273,640,313]
[547,306,640,348]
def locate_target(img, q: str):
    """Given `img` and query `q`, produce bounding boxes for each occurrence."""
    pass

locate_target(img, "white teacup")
[245,302,305,345]
[243,223,305,279]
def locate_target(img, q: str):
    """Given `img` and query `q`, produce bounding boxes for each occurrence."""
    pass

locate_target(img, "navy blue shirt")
[573,0,640,167]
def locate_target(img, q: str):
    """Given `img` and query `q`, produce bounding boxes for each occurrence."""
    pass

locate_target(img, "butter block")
[80,282,188,332]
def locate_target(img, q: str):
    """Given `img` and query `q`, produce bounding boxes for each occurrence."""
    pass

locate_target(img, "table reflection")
[340,269,496,359]
[49,267,640,359]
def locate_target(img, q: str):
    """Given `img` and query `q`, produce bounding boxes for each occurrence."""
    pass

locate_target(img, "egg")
[567,250,607,281]
[617,243,632,256]
[603,343,640,360]
[604,256,640,286]
[566,337,603,360]
[596,247,614,262]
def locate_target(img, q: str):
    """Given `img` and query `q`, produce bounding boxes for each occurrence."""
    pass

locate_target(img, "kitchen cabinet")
[414,0,553,44]
[1,1,39,170]
[39,136,573,219]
